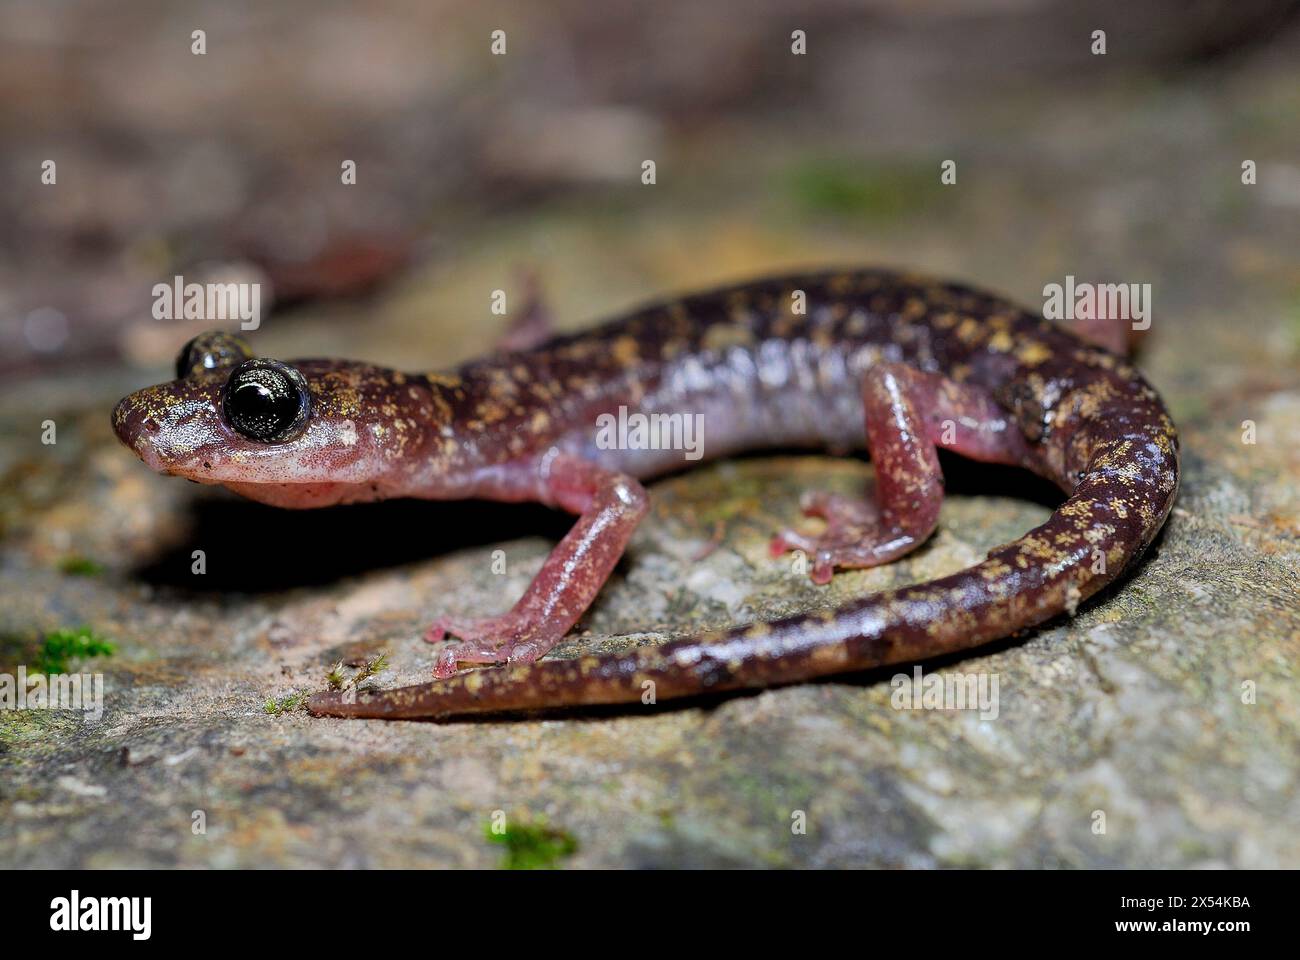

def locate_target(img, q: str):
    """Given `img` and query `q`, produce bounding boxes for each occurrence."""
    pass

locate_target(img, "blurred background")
[2,2,1298,868]
[4,0,1300,377]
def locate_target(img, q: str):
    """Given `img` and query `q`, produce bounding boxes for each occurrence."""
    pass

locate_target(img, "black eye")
[221,360,310,443]
[176,331,254,379]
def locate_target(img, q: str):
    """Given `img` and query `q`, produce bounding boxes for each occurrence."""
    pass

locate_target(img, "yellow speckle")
[611,336,640,366]
[988,330,1014,353]
[1015,340,1052,365]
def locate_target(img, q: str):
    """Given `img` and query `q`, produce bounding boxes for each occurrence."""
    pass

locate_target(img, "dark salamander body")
[112,269,1180,720]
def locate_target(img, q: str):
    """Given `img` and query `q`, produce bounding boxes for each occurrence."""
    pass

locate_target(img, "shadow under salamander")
[131,450,1061,594]
[131,495,572,592]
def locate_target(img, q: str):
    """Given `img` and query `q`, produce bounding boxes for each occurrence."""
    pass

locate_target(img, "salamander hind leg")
[771,362,1032,584]
[428,455,649,678]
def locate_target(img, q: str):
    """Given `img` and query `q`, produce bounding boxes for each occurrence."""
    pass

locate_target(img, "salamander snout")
[111,330,298,477]
[110,379,217,475]
[111,394,158,447]
[112,330,254,470]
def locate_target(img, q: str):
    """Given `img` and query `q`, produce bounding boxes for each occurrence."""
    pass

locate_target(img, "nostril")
[143,418,160,434]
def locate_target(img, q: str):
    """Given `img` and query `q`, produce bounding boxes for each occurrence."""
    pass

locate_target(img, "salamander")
[111,268,1180,720]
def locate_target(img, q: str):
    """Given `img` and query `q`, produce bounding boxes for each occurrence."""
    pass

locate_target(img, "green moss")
[0,709,83,750]
[781,158,938,223]
[325,662,347,690]
[1287,297,1300,355]
[323,652,390,695]
[32,627,115,675]
[264,692,309,716]
[484,815,578,870]
[57,555,105,577]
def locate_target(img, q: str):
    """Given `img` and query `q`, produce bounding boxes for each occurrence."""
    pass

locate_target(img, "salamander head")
[112,331,441,506]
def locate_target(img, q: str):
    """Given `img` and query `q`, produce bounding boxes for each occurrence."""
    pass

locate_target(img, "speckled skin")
[112,269,1180,720]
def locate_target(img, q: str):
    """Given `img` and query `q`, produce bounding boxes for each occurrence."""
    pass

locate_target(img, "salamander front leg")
[427,455,649,678]
[771,362,1032,584]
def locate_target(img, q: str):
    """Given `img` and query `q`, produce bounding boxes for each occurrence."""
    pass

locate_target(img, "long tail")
[308,402,1179,721]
